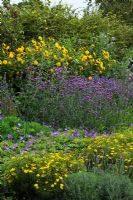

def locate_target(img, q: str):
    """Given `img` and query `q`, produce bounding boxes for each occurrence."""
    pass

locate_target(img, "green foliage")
[63,172,99,200]
[0,77,16,116]
[0,0,132,60]
[0,115,53,139]
[87,0,133,25]
[62,172,133,200]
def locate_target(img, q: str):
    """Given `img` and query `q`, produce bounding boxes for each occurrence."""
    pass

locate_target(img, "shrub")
[62,172,99,200]
[99,173,133,200]
[2,152,85,200]
[62,172,133,200]
[16,74,133,131]
[0,36,114,81]
[85,133,133,177]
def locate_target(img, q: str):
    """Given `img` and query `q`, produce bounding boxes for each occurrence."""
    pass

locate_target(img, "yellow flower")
[60,58,65,62]
[85,50,90,55]
[9,52,14,58]
[20,59,25,64]
[8,61,12,65]
[32,39,37,46]
[34,183,39,189]
[62,48,68,55]
[88,55,93,59]
[54,55,58,59]
[102,50,109,60]
[34,60,39,65]
[55,42,62,50]
[60,183,64,190]
[50,69,54,74]
[38,36,43,41]
[0,60,2,65]
[56,62,61,67]
[81,55,88,62]
[16,46,24,53]
[67,56,72,61]
[3,60,8,64]
[44,50,50,57]
[36,174,40,177]
[26,47,32,52]
[51,184,54,188]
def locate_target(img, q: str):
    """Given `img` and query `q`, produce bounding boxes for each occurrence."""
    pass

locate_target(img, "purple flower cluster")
[59,76,125,102]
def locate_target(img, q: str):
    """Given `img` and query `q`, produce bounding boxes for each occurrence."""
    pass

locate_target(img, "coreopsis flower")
[34,60,39,65]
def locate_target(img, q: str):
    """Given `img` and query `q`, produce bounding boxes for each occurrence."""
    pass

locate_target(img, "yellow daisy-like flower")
[55,42,62,51]
[0,60,2,65]
[9,52,14,58]
[81,55,88,62]
[33,60,39,65]
[16,46,24,53]
[54,55,58,60]
[38,36,43,41]
[44,50,50,57]
[85,50,90,55]
[34,183,39,189]
[102,50,110,60]
[3,60,8,65]
[60,183,64,190]
[56,62,61,67]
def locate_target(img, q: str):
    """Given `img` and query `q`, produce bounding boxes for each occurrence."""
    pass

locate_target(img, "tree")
[86,0,133,25]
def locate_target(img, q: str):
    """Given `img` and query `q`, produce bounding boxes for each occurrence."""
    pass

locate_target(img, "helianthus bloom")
[34,60,39,65]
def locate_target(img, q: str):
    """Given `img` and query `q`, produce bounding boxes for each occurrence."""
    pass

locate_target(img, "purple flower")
[12,144,18,149]
[84,129,92,137]
[27,140,33,145]
[27,134,34,138]
[3,145,9,150]
[70,129,81,138]
[51,130,60,136]
[7,134,13,139]
[20,136,24,140]
[24,146,30,151]
[129,124,133,127]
